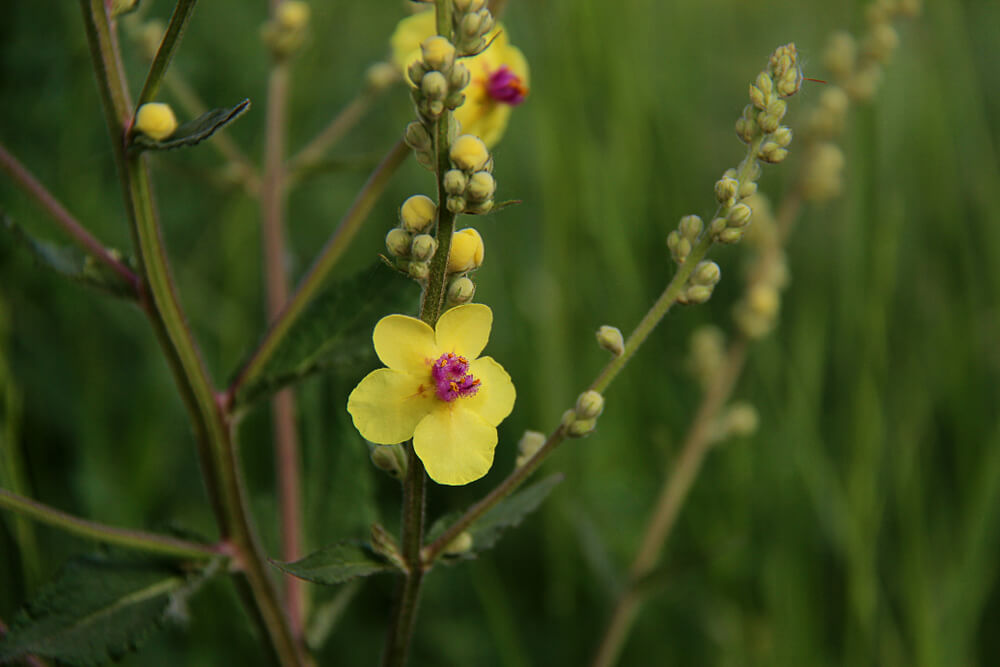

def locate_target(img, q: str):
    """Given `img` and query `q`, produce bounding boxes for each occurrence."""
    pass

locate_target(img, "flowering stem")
[79,3,305,665]
[0,488,222,561]
[0,143,141,293]
[228,140,409,404]
[589,337,749,667]
[261,41,306,640]
[136,0,198,108]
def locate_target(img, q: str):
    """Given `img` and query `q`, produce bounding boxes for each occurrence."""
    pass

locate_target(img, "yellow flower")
[447,228,484,273]
[390,11,529,147]
[347,304,515,485]
[134,103,178,141]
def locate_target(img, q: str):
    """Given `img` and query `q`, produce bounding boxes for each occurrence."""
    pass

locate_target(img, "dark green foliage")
[0,555,206,665]
[274,542,396,586]
[1,214,134,299]
[231,263,418,408]
[129,99,251,152]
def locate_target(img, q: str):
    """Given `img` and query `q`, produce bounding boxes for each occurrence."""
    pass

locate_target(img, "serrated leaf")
[0,555,197,665]
[273,541,397,585]
[130,99,250,152]
[429,474,564,563]
[1,214,135,298]
[232,262,418,408]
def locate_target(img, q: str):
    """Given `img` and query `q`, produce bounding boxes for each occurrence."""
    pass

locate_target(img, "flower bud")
[443,169,468,196]
[758,142,788,164]
[460,12,483,37]
[421,70,449,100]
[450,134,490,172]
[134,103,178,141]
[454,0,486,12]
[446,195,467,214]
[727,203,753,228]
[708,217,728,236]
[277,1,310,30]
[443,531,474,556]
[748,284,780,319]
[385,228,412,257]
[715,177,739,207]
[411,234,437,262]
[749,83,767,110]
[692,260,721,286]
[596,325,625,356]
[824,31,857,81]
[370,444,407,478]
[723,402,759,438]
[566,417,597,438]
[366,62,399,92]
[516,430,547,463]
[560,409,577,429]
[421,36,456,72]
[575,390,605,419]
[467,199,493,215]
[718,227,745,244]
[404,121,431,150]
[408,260,430,280]
[407,60,427,86]
[684,285,714,304]
[738,180,758,199]
[400,194,436,233]
[449,63,471,91]
[447,228,485,273]
[447,276,476,304]
[772,126,793,148]
[678,214,703,240]
[465,171,496,201]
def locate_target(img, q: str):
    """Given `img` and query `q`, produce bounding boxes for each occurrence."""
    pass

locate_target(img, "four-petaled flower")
[391,11,529,147]
[347,304,516,486]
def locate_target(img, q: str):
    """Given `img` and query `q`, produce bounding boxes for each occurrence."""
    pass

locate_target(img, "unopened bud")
[421,71,449,100]
[408,261,430,280]
[575,390,605,419]
[566,417,597,438]
[772,126,793,148]
[727,203,753,228]
[758,141,788,164]
[370,444,407,478]
[718,227,745,244]
[404,121,431,150]
[421,36,456,72]
[134,103,178,141]
[443,531,474,556]
[447,276,476,304]
[465,171,496,201]
[446,195,467,214]
[708,217,728,236]
[738,180,758,198]
[449,63,471,91]
[450,134,490,171]
[411,234,437,262]
[277,1,310,30]
[692,261,721,286]
[715,177,739,207]
[444,169,468,196]
[366,62,399,92]
[684,285,714,304]
[400,194,436,233]
[516,430,547,466]
[447,228,485,273]
[723,402,759,438]
[385,228,412,257]
[596,325,625,356]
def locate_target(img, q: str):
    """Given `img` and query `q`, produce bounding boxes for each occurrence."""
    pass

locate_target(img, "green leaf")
[0,555,207,665]
[273,541,397,585]
[1,214,134,298]
[129,99,251,152]
[232,262,418,408]
[428,474,564,562]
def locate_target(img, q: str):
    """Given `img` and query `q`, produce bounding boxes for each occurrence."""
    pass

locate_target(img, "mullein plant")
[588,2,920,666]
[0,1,920,666]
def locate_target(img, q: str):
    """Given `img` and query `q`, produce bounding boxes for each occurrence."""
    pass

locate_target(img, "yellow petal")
[389,10,435,73]
[347,368,436,444]
[413,405,497,485]
[373,314,439,375]
[464,356,516,426]
[435,304,492,359]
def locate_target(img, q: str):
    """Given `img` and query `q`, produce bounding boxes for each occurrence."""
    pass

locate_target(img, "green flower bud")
[517,430,547,460]
[400,194,436,233]
[727,203,753,228]
[277,1,310,30]
[692,260,721,286]
[718,227,745,244]
[370,444,407,479]
[824,31,857,81]
[421,70,449,100]
[773,126,793,148]
[407,60,427,86]
[715,177,739,207]
[667,232,692,264]
[385,228,413,257]
[404,121,431,150]
[749,82,767,110]
[678,214,703,240]
[758,141,788,164]
[566,417,597,438]
[560,409,577,430]
[447,276,476,304]
[134,103,178,141]
[421,36,456,72]
[596,325,625,356]
[684,285,714,304]
[450,134,490,171]
[575,390,605,419]
[709,217,728,236]
[443,531,474,556]
[366,62,399,92]
[465,171,496,201]
[467,199,493,215]
[446,195,467,214]
[449,63,471,91]
[460,12,483,37]
[443,171,467,198]
[408,260,430,281]
[446,92,466,110]
[723,402,759,438]
[411,234,438,262]
[738,180,758,199]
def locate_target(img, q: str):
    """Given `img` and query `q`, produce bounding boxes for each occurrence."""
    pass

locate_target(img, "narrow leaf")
[0,555,198,665]
[1,215,134,298]
[273,541,397,585]
[232,262,417,407]
[130,99,251,152]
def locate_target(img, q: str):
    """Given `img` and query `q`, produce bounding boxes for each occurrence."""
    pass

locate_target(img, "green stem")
[227,139,409,404]
[0,143,140,293]
[0,488,220,560]
[287,90,378,180]
[79,3,305,665]
[136,0,198,108]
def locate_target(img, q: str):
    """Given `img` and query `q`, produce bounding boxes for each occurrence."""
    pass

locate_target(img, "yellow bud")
[421,71,449,100]
[447,228,485,273]
[366,62,399,92]
[277,1,310,31]
[400,194,437,233]
[421,36,456,72]
[723,402,759,438]
[450,134,490,172]
[575,390,605,419]
[748,284,780,319]
[727,203,753,228]
[410,234,437,262]
[465,171,496,201]
[443,169,468,196]
[134,103,178,141]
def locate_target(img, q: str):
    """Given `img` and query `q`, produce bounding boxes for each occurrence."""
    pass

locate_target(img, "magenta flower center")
[486,66,527,106]
[431,353,481,402]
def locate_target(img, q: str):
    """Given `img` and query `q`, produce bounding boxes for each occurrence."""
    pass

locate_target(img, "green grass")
[2,0,999,664]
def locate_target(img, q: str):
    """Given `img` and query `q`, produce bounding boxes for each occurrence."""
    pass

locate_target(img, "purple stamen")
[486,66,527,106]
[431,353,481,402]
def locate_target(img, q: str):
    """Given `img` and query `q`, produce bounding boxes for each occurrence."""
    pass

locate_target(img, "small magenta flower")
[391,11,529,147]
[347,304,515,485]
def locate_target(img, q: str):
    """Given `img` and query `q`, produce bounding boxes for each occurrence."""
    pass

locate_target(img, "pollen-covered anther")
[431,352,481,402]
[486,66,528,106]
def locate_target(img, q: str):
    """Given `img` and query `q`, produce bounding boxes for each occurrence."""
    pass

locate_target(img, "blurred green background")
[2,0,999,665]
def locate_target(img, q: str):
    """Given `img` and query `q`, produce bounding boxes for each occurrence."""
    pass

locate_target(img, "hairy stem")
[0,488,221,560]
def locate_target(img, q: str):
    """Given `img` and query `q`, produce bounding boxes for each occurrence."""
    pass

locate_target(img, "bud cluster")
[452,0,496,56]
[408,36,470,122]
[687,326,726,391]
[678,260,722,305]
[561,390,606,438]
[261,1,311,61]
[386,194,442,281]
[444,134,496,214]
[732,193,789,339]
